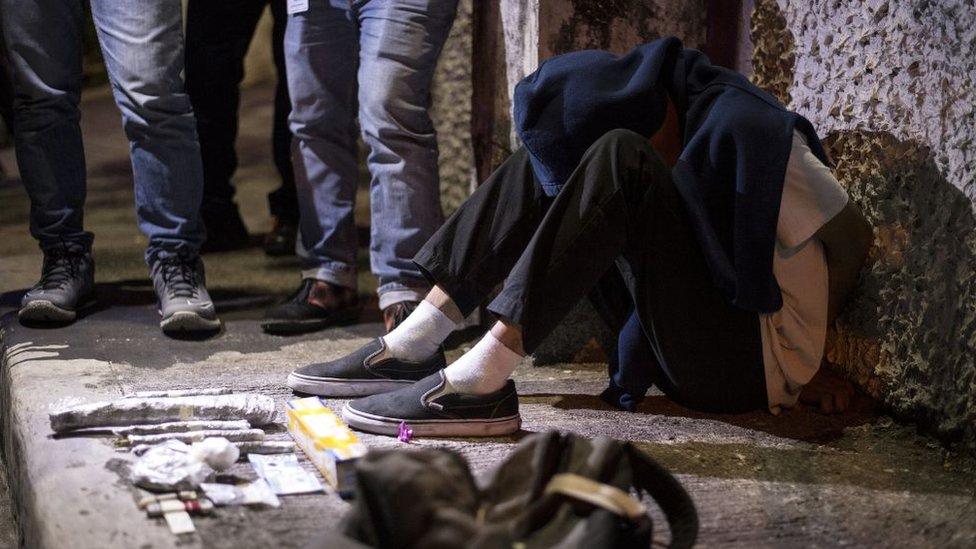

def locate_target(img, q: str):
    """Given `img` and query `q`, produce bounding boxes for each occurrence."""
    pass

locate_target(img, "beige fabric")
[762,131,849,414]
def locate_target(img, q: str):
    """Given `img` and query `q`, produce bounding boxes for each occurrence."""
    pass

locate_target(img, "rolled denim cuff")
[377,285,429,310]
[301,264,357,291]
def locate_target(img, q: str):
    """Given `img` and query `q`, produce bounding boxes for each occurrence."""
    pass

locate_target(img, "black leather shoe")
[262,279,360,334]
[287,338,445,397]
[342,371,521,437]
[382,300,419,333]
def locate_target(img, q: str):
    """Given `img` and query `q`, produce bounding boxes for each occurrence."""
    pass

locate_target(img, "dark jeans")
[0,25,12,138]
[415,129,767,413]
[185,0,298,222]
[4,0,206,262]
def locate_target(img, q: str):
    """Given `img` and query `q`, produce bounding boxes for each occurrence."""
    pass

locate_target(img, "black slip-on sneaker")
[287,338,446,397]
[342,371,521,438]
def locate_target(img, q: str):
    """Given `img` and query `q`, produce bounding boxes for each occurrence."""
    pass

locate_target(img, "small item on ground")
[248,453,324,496]
[397,421,413,443]
[233,440,298,455]
[137,491,199,510]
[113,419,252,436]
[49,393,277,433]
[126,428,265,447]
[133,440,297,457]
[146,498,214,518]
[123,388,233,399]
[286,397,367,496]
[200,480,281,508]
[131,440,215,492]
[189,437,241,471]
[162,507,196,535]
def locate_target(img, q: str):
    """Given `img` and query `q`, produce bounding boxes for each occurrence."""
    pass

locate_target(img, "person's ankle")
[442,332,522,395]
[382,300,456,362]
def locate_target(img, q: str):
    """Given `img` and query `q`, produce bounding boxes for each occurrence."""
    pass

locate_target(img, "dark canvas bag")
[319,431,698,549]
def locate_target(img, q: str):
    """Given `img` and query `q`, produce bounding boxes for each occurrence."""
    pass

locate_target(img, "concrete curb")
[1,323,185,548]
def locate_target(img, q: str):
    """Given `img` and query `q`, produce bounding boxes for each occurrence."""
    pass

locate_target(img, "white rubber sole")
[341,403,522,437]
[287,372,413,397]
[160,311,222,333]
[18,300,76,322]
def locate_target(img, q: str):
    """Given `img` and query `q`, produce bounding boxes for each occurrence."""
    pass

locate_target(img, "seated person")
[285,38,872,437]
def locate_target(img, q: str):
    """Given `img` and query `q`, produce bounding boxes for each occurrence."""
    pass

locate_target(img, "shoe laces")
[158,255,199,299]
[39,241,86,290]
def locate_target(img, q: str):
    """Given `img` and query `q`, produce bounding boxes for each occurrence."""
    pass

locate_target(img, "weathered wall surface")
[751,0,976,450]
[431,0,475,214]
[499,0,706,149]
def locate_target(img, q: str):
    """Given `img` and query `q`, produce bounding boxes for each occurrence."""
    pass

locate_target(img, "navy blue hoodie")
[513,37,830,315]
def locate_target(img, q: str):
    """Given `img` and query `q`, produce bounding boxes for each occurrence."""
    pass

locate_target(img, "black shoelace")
[39,244,85,290]
[158,256,199,299]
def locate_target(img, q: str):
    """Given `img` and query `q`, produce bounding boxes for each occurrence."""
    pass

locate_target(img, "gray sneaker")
[19,242,95,323]
[151,254,221,333]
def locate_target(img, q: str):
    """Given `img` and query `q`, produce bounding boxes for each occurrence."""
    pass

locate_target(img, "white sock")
[443,332,523,395]
[382,300,458,362]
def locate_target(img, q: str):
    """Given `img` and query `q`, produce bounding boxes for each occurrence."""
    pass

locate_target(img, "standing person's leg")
[89,0,219,333]
[263,0,301,257]
[340,130,767,436]
[355,0,459,331]
[262,1,361,334]
[2,0,96,322]
[287,147,549,395]
[185,0,268,252]
[0,21,14,145]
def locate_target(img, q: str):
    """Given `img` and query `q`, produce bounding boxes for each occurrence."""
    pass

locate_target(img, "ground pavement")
[0,85,974,548]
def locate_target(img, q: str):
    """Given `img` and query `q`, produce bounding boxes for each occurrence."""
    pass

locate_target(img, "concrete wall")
[749,0,976,450]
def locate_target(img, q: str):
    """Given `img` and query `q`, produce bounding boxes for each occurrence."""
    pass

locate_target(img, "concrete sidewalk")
[1,85,975,548]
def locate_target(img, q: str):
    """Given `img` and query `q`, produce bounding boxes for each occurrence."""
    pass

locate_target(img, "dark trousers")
[185,0,298,222]
[415,129,767,413]
[0,26,12,137]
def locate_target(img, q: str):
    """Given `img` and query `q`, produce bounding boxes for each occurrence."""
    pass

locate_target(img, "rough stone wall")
[431,0,475,214]
[500,0,706,149]
[751,0,976,450]
[540,0,707,59]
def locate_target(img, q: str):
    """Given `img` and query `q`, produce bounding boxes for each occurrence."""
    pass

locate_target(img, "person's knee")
[12,91,80,133]
[358,76,434,145]
[592,128,653,155]
[116,87,195,140]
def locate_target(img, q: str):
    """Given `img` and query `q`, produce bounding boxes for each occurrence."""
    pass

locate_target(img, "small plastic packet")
[130,440,213,492]
[200,479,281,508]
[248,453,323,495]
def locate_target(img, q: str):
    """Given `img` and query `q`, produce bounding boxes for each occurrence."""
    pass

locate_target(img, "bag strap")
[544,473,647,520]
[627,446,699,549]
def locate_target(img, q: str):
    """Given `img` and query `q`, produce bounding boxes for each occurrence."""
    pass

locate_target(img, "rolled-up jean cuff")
[377,287,428,310]
[301,265,358,291]
[413,254,485,317]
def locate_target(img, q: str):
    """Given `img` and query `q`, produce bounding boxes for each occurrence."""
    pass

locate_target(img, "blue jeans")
[1,0,206,264]
[285,0,458,309]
